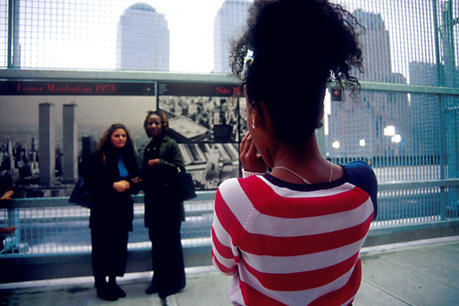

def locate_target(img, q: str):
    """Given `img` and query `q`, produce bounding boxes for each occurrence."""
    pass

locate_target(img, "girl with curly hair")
[211,1,378,305]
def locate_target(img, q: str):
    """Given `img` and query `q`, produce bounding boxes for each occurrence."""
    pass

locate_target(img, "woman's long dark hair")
[97,123,136,158]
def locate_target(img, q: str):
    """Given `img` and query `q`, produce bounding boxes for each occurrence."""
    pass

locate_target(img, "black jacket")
[84,146,140,231]
[142,135,184,227]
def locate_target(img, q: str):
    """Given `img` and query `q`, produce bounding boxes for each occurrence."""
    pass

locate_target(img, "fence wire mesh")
[0,0,458,257]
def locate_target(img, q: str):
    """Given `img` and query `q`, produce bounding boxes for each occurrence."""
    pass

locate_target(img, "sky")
[156,0,230,72]
[144,0,230,72]
[1,0,457,75]
[5,0,234,73]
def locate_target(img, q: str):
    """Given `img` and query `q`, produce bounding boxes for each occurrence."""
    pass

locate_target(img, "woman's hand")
[240,132,267,172]
[147,159,160,167]
[131,176,142,184]
[113,180,131,192]
[0,190,14,201]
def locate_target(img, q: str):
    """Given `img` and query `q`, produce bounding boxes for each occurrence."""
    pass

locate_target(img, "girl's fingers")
[240,132,251,156]
[247,136,258,157]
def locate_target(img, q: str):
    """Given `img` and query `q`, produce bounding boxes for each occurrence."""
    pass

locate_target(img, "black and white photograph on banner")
[157,82,246,190]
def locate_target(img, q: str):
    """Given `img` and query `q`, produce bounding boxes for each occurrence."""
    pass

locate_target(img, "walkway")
[1,236,458,306]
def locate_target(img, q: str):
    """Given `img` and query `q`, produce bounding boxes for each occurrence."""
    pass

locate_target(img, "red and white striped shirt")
[211,162,377,306]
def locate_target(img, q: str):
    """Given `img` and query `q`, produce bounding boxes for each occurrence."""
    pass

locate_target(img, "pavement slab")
[1,237,458,306]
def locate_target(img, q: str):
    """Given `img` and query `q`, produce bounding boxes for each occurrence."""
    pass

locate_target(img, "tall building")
[117,3,170,71]
[81,136,96,163]
[410,62,459,158]
[213,0,251,73]
[39,103,55,186]
[5,140,14,171]
[328,10,411,160]
[62,104,78,183]
[409,62,440,157]
[353,10,392,82]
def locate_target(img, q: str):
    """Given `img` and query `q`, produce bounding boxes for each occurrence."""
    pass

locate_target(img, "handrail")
[377,178,459,191]
[1,70,458,96]
[1,190,216,209]
[3,178,459,208]
[1,179,458,261]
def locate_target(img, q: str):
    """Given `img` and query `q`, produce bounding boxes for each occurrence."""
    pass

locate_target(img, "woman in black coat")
[142,111,186,302]
[84,123,141,301]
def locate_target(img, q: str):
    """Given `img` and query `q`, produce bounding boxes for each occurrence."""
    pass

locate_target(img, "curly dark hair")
[231,0,363,145]
[143,110,169,137]
[97,123,136,156]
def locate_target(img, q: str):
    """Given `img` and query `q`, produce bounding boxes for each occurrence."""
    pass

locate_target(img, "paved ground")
[1,236,458,306]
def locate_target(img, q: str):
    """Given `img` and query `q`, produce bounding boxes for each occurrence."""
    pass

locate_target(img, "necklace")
[272,162,333,184]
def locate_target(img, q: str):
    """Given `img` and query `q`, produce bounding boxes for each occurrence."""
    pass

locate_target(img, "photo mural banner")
[1,81,156,96]
[0,80,244,197]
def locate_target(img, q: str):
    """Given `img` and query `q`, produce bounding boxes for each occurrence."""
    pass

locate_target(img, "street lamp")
[332,140,340,149]
[384,125,395,137]
[391,134,401,143]
[359,139,366,147]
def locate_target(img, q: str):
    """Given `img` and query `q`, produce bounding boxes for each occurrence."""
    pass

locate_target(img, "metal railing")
[1,179,459,257]
[0,70,458,258]
[0,191,214,257]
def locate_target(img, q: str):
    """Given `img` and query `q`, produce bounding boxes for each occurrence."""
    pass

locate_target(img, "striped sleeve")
[211,177,257,276]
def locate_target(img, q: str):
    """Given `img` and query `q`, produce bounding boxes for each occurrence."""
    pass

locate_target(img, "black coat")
[84,147,140,231]
[142,135,184,227]
[142,135,187,296]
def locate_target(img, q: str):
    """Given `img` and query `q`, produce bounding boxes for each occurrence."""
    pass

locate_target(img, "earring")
[251,124,255,129]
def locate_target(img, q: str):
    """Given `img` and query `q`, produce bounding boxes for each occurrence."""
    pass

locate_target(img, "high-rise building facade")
[117,3,169,71]
[328,10,411,160]
[39,103,55,186]
[62,104,78,183]
[213,0,251,73]
[409,62,459,158]
[409,62,440,157]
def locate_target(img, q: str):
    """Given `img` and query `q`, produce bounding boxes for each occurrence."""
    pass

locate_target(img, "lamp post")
[384,125,395,137]
[332,140,340,150]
